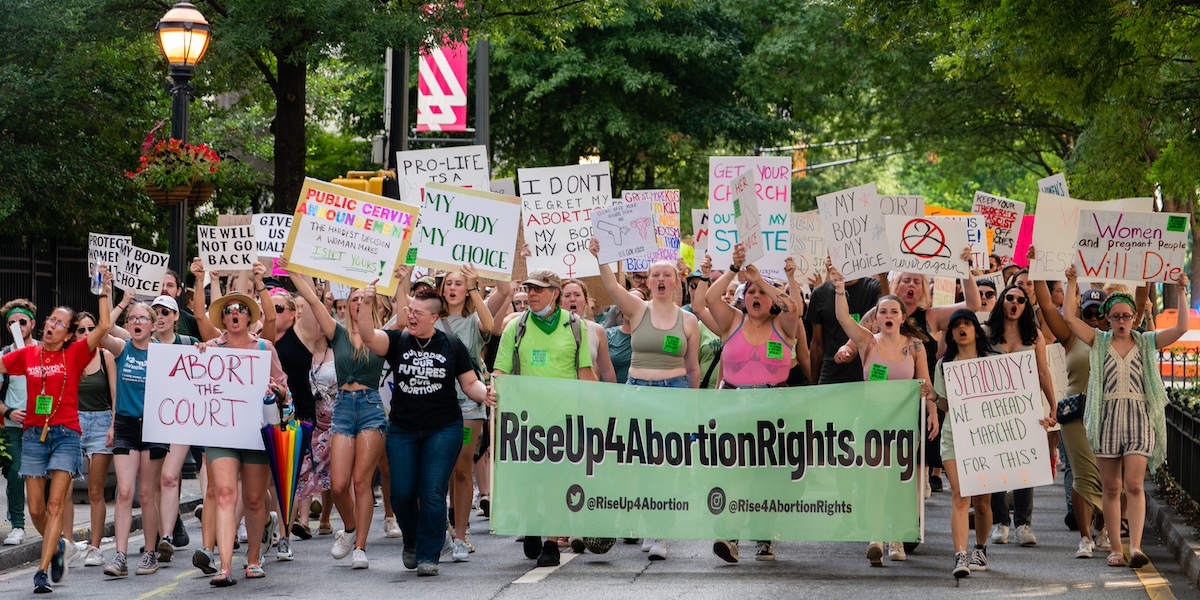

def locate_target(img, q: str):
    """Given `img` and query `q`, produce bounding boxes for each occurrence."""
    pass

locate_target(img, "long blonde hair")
[888,271,931,310]
[346,288,380,363]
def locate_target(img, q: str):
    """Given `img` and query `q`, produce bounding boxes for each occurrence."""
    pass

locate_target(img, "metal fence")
[1165,402,1200,505]
[1157,349,1200,388]
[0,238,90,329]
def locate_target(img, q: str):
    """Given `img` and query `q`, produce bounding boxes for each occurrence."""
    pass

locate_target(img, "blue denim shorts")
[331,388,387,437]
[20,426,82,478]
[79,410,113,457]
[626,375,691,388]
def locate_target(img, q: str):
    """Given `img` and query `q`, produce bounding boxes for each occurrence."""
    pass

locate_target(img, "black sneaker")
[1064,511,1079,531]
[523,536,542,559]
[952,551,970,578]
[929,474,943,493]
[34,569,52,594]
[479,497,490,518]
[50,538,66,582]
[173,515,190,547]
[536,541,560,567]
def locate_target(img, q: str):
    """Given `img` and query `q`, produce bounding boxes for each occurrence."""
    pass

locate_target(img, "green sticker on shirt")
[766,341,784,360]
[868,364,889,381]
[851,313,861,323]
[34,394,53,415]
[662,335,682,355]
[531,349,549,366]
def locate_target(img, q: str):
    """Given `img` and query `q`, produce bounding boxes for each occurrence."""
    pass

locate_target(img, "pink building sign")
[416,41,468,132]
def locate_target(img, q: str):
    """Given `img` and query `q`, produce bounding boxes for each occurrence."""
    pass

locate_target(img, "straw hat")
[209,293,261,329]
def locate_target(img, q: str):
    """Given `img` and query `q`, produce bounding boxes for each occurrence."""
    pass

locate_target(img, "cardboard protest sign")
[692,209,710,254]
[620,189,681,271]
[143,344,272,451]
[1011,215,1036,268]
[1037,173,1068,198]
[253,214,293,258]
[1074,209,1189,283]
[707,157,791,272]
[1029,193,1153,282]
[817,183,890,279]
[396,145,490,205]
[490,178,516,197]
[788,211,826,281]
[114,242,169,298]
[330,282,351,301]
[518,162,614,279]
[945,351,1054,496]
[885,215,970,279]
[731,171,766,265]
[282,178,419,296]
[971,192,1025,263]
[88,233,130,295]
[197,225,258,270]
[590,201,657,266]
[415,183,522,281]
[880,195,925,217]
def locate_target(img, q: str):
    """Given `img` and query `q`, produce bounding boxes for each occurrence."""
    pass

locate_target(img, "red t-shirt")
[2,338,95,433]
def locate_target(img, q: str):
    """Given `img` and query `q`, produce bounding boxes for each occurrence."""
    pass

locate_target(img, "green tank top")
[331,323,386,387]
[77,359,112,412]
[630,307,687,371]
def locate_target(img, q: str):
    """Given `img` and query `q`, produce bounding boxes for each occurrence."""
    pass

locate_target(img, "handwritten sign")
[396,145,490,205]
[692,209,710,254]
[932,277,958,307]
[518,162,614,279]
[253,214,293,258]
[489,177,516,197]
[788,211,826,281]
[1045,342,1068,407]
[1074,209,1189,283]
[143,345,272,451]
[944,351,1053,496]
[731,172,766,265]
[707,157,791,272]
[1029,192,1153,283]
[197,225,258,270]
[1037,173,1068,198]
[885,215,970,279]
[817,183,890,279]
[416,183,522,280]
[590,200,657,265]
[88,233,130,295]
[620,189,681,271]
[283,178,418,296]
[971,192,1025,263]
[114,243,169,298]
[880,195,925,217]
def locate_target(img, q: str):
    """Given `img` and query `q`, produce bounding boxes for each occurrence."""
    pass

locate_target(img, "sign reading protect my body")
[492,377,922,542]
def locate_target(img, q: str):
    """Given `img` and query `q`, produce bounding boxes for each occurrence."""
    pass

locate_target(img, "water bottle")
[262,390,281,425]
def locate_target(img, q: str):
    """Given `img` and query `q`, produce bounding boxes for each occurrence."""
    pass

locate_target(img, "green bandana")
[530,307,562,335]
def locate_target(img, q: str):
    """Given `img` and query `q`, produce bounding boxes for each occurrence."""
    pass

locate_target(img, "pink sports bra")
[721,315,792,387]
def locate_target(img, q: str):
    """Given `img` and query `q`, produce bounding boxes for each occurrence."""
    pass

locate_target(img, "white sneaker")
[648,540,667,560]
[989,524,1010,544]
[1016,524,1038,547]
[1094,528,1111,550]
[350,548,368,569]
[331,530,356,560]
[887,542,907,561]
[277,537,293,561]
[4,528,25,545]
[238,520,248,544]
[452,539,470,562]
[83,545,104,566]
[1076,537,1095,558]
[924,482,932,499]
[641,538,652,552]
[383,517,402,539]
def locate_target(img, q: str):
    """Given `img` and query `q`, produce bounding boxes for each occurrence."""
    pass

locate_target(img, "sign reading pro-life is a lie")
[1074,209,1190,283]
[396,145,491,205]
[143,345,272,451]
[416,183,522,281]
[944,351,1053,497]
[283,178,419,296]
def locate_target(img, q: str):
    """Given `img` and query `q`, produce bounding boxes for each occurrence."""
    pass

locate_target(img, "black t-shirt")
[176,308,200,339]
[275,327,316,422]
[808,277,881,384]
[384,329,475,430]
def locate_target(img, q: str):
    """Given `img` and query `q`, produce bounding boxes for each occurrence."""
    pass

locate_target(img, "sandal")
[1129,549,1149,569]
[1106,552,1126,567]
[1120,518,1129,538]
[210,569,237,587]
[244,564,266,579]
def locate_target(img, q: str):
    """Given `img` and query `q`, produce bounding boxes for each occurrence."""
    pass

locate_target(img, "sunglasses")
[7,317,29,327]
[223,303,250,315]
[156,307,176,317]
[1082,309,1106,320]
[689,283,699,290]
[981,291,997,299]
[77,326,96,333]
[274,305,288,313]
[1004,294,1027,305]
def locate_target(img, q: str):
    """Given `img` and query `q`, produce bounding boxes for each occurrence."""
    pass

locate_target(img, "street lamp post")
[156,2,210,278]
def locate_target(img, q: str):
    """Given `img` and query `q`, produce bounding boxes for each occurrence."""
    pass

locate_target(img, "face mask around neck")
[533,303,556,318]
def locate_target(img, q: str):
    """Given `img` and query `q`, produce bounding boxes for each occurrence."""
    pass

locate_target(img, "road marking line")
[513,553,577,584]
[135,582,178,600]
[1133,558,1176,600]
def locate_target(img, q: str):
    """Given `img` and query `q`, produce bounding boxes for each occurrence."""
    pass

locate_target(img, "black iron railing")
[1164,402,1200,506]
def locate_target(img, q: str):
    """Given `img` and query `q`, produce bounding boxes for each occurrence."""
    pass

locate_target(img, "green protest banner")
[492,377,923,542]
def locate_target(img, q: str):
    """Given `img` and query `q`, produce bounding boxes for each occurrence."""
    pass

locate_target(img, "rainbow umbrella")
[261,419,313,535]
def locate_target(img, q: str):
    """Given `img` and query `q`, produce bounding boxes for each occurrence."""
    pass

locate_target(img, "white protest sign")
[692,209,710,254]
[1045,342,1068,404]
[885,215,970,279]
[731,172,766,265]
[945,350,1054,496]
[253,214,293,259]
[416,183,522,281]
[396,145,490,205]
[932,277,958,307]
[971,192,1025,263]
[489,178,516,196]
[880,195,925,217]
[143,344,272,451]
[1037,173,1068,198]
[977,271,1006,291]
[817,183,891,279]
[788,211,826,281]
[620,189,681,271]
[114,243,169,298]
[1074,209,1189,283]
[935,215,988,269]
[88,233,130,296]
[197,225,258,270]
[707,157,791,272]
[518,162,614,279]
[1030,193,1154,282]
[330,282,351,301]
[590,201,657,266]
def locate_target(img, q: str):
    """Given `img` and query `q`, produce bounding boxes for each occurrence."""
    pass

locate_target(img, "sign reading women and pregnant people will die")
[971,192,1024,263]
[707,156,791,272]
[283,178,419,296]
[590,200,658,266]
[197,225,258,269]
[518,162,614,279]
[817,183,890,279]
[416,183,522,281]
[143,345,272,451]
[396,145,491,205]
[115,242,169,298]
[88,233,130,295]
[620,189,681,271]
[884,215,970,279]
[788,211,826,281]
[945,351,1053,497]
[253,214,293,258]
[1030,192,1154,283]
[1074,209,1190,283]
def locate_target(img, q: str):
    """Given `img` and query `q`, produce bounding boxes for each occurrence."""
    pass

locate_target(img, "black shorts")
[112,415,169,459]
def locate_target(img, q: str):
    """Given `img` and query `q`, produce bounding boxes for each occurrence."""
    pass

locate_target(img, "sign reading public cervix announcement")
[282,178,419,296]
[143,345,272,451]
[1074,209,1189,283]
[884,215,970,279]
[620,189,681,272]
[817,183,891,279]
[707,157,791,273]
[492,377,922,542]
[415,183,522,281]
[518,162,614,279]
[945,351,1053,497]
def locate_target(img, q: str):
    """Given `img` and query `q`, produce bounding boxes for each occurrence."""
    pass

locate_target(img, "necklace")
[415,333,434,350]
[37,344,69,442]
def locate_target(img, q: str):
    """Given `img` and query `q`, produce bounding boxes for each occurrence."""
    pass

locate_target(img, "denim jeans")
[386,420,463,564]
[2,427,23,528]
[626,375,690,388]
[991,488,1033,528]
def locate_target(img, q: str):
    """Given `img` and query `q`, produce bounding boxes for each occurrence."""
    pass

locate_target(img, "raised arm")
[252,262,277,342]
[189,259,220,341]
[926,247,982,330]
[484,280,511,318]
[461,264,494,334]
[281,256,336,340]
[701,253,739,336]
[1032,275,1073,347]
[1154,275,1191,348]
[1062,266,1097,347]
[357,278,391,357]
[90,270,115,352]
[589,237,648,323]
[828,262,874,349]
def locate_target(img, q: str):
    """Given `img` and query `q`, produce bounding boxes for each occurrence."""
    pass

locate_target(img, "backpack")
[510,311,582,376]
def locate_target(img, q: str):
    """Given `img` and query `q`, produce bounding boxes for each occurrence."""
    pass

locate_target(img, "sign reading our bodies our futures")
[620,189,681,271]
[115,242,169,298]
[415,183,522,281]
[971,192,1025,262]
[884,215,970,279]
[143,345,272,451]
[282,178,419,296]
[518,162,614,279]
[1029,192,1154,283]
[817,183,891,279]
[197,225,258,269]
[944,351,1054,497]
[590,201,658,266]
[253,214,293,258]
[707,157,791,273]
[492,376,922,542]
[1074,209,1190,283]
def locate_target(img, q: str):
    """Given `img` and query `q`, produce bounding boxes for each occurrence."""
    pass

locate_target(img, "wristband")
[835,289,847,296]
[729,265,741,273]
[699,277,711,283]
[470,286,481,293]
[3,407,13,420]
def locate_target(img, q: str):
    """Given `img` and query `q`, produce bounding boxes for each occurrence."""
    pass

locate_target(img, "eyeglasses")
[7,317,29,327]
[1004,294,1028,305]
[156,307,175,317]
[1109,314,1135,322]
[408,309,432,319]
[127,316,151,324]
[223,303,250,315]
[981,291,997,299]
[77,326,96,333]
[45,319,69,330]
[631,274,648,282]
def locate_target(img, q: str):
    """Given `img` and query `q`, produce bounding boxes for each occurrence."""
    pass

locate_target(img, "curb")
[0,496,203,572]
[1145,480,1200,587]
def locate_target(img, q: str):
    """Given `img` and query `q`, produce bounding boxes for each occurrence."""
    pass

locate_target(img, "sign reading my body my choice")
[115,242,169,298]
[707,157,791,272]
[415,183,522,281]
[817,183,890,279]
[283,178,419,296]
[518,162,614,279]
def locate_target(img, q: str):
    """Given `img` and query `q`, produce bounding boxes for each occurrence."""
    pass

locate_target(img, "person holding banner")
[1062,266,1189,568]
[0,273,111,594]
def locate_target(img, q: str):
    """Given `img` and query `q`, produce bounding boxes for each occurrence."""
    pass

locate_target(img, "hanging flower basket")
[127,124,221,207]
[188,181,216,205]
[145,182,194,207]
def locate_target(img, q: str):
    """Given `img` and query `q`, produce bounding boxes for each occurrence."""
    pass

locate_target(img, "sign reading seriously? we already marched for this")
[1074,209,1190,283]
[415,183,522,281]
[283,178,419,296]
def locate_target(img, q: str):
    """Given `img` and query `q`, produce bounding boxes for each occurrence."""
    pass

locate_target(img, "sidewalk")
[0,476,203,572]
